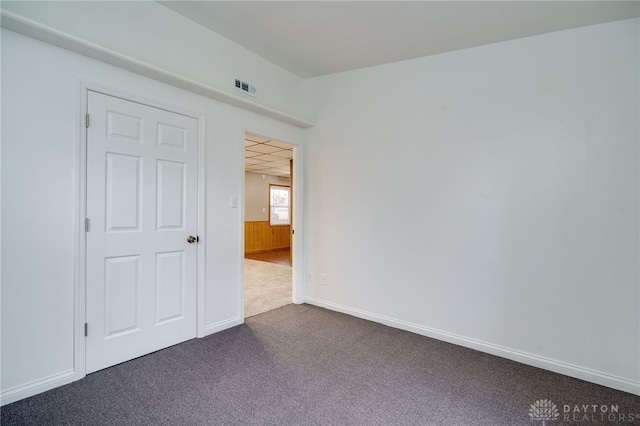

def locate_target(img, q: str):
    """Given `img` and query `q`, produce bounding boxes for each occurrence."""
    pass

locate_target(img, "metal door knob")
[187,235,199,244]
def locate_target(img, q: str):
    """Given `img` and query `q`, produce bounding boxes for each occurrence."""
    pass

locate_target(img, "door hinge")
[85,218,90,232]
[292,229,295,235]
[84,323,88,337]
[85,113,90,128]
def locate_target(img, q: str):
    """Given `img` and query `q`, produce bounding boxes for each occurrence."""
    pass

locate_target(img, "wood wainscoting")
[245,221,291,254]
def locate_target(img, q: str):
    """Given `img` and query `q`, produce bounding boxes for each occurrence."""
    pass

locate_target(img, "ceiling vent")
[234,78,256,97]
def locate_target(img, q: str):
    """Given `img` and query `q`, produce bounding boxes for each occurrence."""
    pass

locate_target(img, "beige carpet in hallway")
[244,258,292,317]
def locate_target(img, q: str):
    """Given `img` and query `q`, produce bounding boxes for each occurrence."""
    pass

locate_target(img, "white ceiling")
[245,133,293,178]
[159,1,639,78]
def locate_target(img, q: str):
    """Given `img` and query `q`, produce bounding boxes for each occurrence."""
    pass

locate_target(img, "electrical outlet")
[321,274,328,286]
[307,273,312,282]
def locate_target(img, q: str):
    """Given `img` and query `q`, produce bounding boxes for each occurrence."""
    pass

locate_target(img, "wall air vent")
[234,78,256,97]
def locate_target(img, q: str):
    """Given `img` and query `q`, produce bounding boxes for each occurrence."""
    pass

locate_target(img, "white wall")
[1,1,307,121]
[0,29,304,404]
[2,3,638,404]
[245,172,290,221]
[304,18,640,394]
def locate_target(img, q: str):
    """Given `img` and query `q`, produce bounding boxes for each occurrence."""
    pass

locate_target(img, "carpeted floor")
[2,304,639,425]
[244,258,292,318]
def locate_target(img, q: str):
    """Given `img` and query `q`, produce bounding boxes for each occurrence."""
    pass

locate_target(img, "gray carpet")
[244,258,292,318]
[2,304,639,425]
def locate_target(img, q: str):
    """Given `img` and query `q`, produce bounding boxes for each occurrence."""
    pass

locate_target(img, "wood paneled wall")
[245,221,291,254]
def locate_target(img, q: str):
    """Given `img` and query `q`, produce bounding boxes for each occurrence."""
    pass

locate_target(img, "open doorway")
[243,133,294,318]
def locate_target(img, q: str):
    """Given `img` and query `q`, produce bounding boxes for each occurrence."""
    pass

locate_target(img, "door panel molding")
[85,90,198,373]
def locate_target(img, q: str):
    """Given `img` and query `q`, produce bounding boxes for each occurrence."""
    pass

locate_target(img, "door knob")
[187,235,199,244]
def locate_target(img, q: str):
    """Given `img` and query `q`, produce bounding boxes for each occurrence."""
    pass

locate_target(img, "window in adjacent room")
[269,184,290,226]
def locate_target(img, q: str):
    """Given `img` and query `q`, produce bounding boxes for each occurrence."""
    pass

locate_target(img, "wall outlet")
[321,274,328,286]
[307,273,312,282]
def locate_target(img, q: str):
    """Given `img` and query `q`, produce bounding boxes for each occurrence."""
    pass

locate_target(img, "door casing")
[75,81,206,381]
[239,129,304,320]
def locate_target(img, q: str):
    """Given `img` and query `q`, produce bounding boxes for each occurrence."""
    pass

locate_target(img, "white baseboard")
[305,297,640,396]
[1,369,76,407]
[203,316,243,336]
[2,318,243,406]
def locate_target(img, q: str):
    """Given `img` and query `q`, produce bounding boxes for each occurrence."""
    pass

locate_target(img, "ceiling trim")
[0,10,315,129]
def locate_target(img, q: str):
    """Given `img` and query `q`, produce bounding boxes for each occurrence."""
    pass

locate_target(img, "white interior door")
[86,91,198,373]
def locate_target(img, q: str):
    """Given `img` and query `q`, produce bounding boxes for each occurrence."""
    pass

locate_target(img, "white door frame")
[239,129,304,319]
[74,81,206,381]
